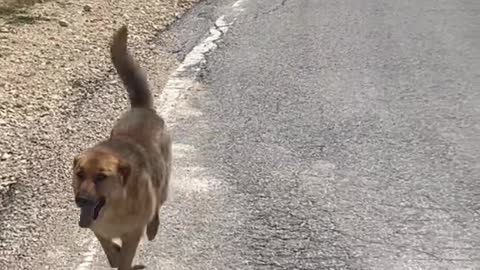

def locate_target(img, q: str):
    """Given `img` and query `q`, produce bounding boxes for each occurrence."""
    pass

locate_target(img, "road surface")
[89,0,480,269]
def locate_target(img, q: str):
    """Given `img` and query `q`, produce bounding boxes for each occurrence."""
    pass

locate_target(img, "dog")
[72,25,171,269]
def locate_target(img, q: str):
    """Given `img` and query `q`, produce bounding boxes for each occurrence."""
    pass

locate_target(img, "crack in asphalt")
[262,0,288,15]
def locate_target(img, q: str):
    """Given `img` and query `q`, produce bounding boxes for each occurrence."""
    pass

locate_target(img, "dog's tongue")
[79,206,95,228]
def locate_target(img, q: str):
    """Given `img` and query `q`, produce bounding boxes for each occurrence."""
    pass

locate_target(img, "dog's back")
[109,25,171,223]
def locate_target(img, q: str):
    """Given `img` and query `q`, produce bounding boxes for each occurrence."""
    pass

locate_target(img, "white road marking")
[75,238,97,270]
[232,0,248,9]
[157,14,230,119]
[75,0,248,268]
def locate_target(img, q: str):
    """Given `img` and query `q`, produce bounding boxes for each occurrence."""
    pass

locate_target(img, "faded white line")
[157,14,230,118]
[157,0,247,118]
[75,0,248,269]
[75,238,97,270]
[232,0,248,9]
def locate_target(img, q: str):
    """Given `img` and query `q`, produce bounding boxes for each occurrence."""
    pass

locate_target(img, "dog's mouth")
[78,197,106,228]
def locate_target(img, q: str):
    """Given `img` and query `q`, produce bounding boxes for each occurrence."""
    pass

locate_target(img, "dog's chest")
[90,208,147,239]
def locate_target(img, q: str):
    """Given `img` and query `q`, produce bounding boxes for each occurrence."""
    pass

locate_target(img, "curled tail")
[110,25,153,108]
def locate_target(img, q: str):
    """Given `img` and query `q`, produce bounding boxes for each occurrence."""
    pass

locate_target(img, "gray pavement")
[94,0,480,269]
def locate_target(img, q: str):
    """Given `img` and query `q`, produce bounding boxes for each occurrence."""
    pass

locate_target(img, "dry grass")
[0,0,47,15]
[0,0,53,25]
[0,0,45,7]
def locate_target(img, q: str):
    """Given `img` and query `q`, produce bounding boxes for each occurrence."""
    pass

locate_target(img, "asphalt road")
[92,0,480,269]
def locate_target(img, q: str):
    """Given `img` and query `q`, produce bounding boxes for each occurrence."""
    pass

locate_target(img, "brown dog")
[72,25,171,269]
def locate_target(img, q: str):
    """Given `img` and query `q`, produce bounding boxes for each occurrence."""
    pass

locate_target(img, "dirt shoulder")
[0,0,198,268]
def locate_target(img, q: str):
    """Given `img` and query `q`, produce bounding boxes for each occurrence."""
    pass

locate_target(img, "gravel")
[0,0,199,268]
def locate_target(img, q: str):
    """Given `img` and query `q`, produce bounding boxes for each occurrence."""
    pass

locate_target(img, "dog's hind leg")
[146,212,159,241]
[94,233,120,268]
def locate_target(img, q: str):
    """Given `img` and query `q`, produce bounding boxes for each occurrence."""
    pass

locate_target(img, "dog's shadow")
[133,265,146,270]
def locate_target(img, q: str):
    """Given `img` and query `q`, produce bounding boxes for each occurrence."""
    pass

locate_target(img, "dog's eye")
[95,173,107,183]
[76,171,85,180]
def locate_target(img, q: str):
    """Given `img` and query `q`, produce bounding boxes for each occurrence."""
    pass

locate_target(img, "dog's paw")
[107,243,121,268]
[132,265,146,270]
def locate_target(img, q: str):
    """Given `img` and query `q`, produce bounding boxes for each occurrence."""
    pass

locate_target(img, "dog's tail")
[110,25,153,109]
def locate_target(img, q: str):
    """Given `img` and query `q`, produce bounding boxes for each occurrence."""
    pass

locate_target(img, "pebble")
[58,20,69,27]
[1,153,12,161]
[83,5,92,12]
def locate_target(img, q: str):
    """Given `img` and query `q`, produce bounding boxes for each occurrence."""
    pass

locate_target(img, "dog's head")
[72,149,130,228]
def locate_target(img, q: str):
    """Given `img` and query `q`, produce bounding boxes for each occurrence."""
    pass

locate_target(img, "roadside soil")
[0,0,199,268]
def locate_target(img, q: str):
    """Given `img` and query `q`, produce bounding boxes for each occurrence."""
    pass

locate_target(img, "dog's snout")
[75,194,96,207]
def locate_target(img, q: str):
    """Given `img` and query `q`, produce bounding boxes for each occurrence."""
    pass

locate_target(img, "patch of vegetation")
[0,0,51,24]
[8,13,51,24]
[0,0,48,15]
[0,0,46,9]
[0,5,23,16]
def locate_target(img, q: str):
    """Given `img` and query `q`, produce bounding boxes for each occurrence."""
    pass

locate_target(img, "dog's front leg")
[94,233,120,268]
[118,229,143,270]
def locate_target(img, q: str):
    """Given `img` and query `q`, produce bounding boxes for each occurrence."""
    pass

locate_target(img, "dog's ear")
[118,161,131,186]
[73,155,81,168]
